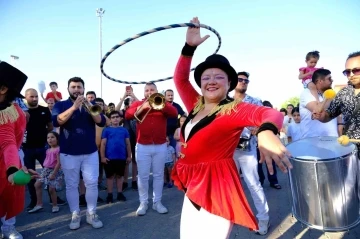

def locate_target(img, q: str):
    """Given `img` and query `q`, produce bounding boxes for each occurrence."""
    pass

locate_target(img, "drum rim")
[286,136,356,162]
[289,152,354,162]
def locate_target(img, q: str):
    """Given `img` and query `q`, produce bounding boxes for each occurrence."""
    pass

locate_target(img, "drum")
[286,136,360,231]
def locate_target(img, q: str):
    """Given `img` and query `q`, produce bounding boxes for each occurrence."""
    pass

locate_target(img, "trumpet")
[134,93,165,123]
[83,100,103,116]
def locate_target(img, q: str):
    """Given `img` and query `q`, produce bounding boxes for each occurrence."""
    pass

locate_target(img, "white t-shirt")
[287,123,302,142]
[299,89,338,138]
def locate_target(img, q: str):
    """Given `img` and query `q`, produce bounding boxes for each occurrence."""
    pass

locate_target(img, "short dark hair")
[262,100,273,108]
[165,89,173,95]
[306,51,320,61]
[280,108,287,114]
[68,77,84,88]
[312,69,331,84]
[49,82,58,87]
[347,51,360,60]
[287,104,294,108]
[94,98,104,104]
[291,107,300,115]
[86,91,96,97]
[109,110,121,118]
[124,98,131,106]
[108,102,115,107]
[237,71,250,78]
[145,82,157,88]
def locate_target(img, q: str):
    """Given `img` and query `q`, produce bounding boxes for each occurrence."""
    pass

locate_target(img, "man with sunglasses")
[314,52,360,141]
[233,71,270,235]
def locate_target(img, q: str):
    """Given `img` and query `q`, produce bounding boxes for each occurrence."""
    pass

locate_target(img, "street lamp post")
[96,8,105,97]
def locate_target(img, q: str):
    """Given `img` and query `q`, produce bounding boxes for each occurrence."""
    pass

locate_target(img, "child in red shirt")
[42,82,62,102]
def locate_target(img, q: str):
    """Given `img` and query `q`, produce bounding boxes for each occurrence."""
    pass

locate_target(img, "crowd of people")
[1,16,359,239]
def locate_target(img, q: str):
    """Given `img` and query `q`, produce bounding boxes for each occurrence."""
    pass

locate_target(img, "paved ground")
[15,164,360,239]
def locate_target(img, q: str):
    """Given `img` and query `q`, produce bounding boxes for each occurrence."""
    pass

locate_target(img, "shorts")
[38,168,64,191]
[302,79,312,88]
[104,160,126,178]
[165,162,174,168]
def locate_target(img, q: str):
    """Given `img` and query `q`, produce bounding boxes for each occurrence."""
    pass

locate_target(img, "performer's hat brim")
[0,61,27,98]
[194,54,238,92]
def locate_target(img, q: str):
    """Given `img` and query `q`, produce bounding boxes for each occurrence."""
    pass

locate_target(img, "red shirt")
[45,91,62,101]
[125,100,177,145]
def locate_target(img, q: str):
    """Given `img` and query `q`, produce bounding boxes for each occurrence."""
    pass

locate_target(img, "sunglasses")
[238,78,249,84]
[342,68,360,77]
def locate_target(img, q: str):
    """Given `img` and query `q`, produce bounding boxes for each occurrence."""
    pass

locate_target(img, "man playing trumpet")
[52,77,106,230]
[125,82,177,216]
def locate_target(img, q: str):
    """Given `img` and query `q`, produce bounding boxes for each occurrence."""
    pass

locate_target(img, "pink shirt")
[43,147,60,168]
[299,67,322,82]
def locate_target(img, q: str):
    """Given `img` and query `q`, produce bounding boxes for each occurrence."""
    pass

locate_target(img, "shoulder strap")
[343,98,360,135]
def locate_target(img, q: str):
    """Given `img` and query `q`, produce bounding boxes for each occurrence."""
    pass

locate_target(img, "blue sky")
[1,0,359,109]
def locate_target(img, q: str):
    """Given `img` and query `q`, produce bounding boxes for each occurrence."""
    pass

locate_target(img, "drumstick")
[337,135,360,145]
[317,89,336,113]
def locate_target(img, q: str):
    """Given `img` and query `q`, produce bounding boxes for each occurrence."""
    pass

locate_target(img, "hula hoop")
[100,23,221,84]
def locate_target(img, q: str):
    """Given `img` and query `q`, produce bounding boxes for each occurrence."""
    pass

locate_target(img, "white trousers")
[60,151,99,214]
[135,143,167,203]
[180,196,233,239]
[233,149,269,221]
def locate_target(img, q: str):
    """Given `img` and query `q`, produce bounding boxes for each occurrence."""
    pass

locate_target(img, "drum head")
[286,136,356,161]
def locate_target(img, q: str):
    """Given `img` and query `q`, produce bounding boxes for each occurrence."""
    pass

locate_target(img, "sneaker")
[69,212,81,230]
[117,192,126,201]
[256,220,270,235]
[106,194,113,204]
[52,206,60,213]
[131,181,138,190]
[136,202,148,216]
[28,205,43,214]
[86,212,103,229]
[152,201,168,214]
[1,227,23,239]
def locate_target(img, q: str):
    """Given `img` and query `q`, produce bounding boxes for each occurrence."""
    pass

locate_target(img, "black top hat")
[0,61,27,98]
[194,54,238,92]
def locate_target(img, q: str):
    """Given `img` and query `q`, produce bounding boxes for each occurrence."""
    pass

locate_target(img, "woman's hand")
[257,130,293,174]
[186,17,210,47]
[8,166,39,184]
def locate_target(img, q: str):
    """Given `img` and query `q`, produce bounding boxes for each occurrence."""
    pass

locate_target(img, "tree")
[280,97,300,109]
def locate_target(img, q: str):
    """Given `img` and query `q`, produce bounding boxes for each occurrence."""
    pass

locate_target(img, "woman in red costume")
[171,17,293,238]
[0,61,38,239]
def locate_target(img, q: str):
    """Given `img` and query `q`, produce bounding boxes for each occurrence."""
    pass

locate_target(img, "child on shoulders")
[298,51,323,102]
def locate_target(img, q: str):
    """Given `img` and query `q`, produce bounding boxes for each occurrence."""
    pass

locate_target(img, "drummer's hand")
[257,130,292,174]
[186,17,210,47]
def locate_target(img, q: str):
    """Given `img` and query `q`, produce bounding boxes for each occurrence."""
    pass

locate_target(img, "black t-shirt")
[166,102,185,135]
[23,106,52,148]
